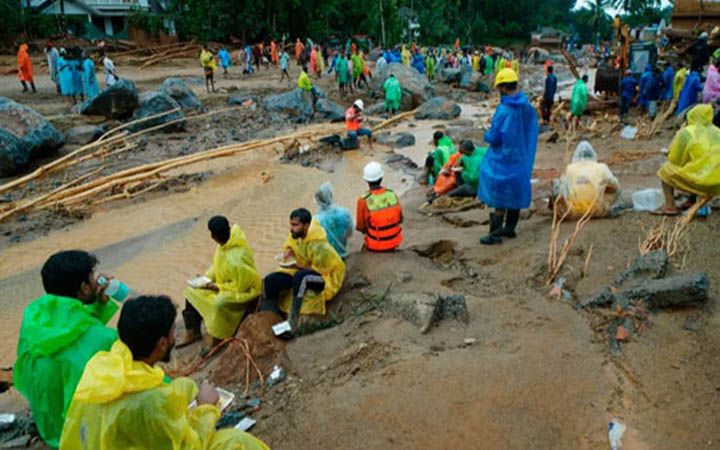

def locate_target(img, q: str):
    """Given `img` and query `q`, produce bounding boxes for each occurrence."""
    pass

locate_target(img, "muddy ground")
[0,58,719,449]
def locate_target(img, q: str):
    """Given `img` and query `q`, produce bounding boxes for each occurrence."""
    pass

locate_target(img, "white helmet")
[354,99,364,110]
[363,161,383,182]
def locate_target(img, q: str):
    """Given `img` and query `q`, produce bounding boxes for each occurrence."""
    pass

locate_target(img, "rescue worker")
[653,104,720,215]
[662,62,675,103]
[345,99,373,148]
[383,73,402,116]
[14,250,118,448]
[260,209,346,333]
[542,65,557,125]
[673,66,688,101]
[59,296,268,450]
[422,131,457,185]
[426,51,436,81]
[17,43,36,93]
[446,139,487,198]
[298,65,319,115]
[619,69,637,123]
[478,68,538,245]
[200,45,217,93]
[181,216,261,352]
[356,162,403,252]
[677,69,702,115]
[552,141,620,219]
[570,74,588,127]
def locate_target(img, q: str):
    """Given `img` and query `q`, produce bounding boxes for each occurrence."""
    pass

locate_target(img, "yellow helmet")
[495,68,518,87]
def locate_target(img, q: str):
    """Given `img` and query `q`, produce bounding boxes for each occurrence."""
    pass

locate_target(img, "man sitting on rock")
[260,208,346,334]
[14,250,118,448]
[345,99,373,149]
[552,141,620,219]
[421,131,457,185]
[60,295,268,450]
[181,216,261,353]
[356,162,403,251]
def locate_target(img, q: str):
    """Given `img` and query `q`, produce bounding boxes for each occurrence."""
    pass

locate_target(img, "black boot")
[502,209,520,238]
[481,212,504,245]
[288,296,303,331]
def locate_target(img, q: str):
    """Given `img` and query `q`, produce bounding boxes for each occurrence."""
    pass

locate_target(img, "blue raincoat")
[477,92,539,209]
[620,76,637,102]
[638,66,652,107]
[218,49,231,68]
[57,56,75,96]
[676,71,701,115]
[411,54,426,74]
[662,66,675,100]
[82,58,99,100]
[314,183,353,259]
[71,59,84,97]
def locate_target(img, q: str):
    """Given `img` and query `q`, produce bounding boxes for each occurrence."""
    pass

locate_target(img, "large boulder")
[160,78,202,110]
[130,91,184,132]
[415,97,462,120]
[79,78,139,119]
[439,68,461,84]
[459,64,473,88]
[371,63,434,110]
[0,98,65,175]
[263,87,344,121]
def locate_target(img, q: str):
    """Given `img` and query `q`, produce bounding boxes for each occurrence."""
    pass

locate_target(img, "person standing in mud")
[280,50,290,83]
[477,68,538,245]
[200,45,217,93]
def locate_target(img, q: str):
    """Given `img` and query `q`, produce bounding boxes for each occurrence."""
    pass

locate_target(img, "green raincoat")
[570,79,588,117]
[426,56,435,78]
[383,76,402,110]
[335,56,348,84]
[483,55,493,76]
[460,147,488,190]
[14,294,118,448]
[431,136,457,178]
[351,54,364,80]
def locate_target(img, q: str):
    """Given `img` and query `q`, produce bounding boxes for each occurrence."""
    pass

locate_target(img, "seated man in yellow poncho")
[59,295,268,450]
[260,208,345,334]
[180,216,261,350]
[552,141,621,219]
[653,104,720,216]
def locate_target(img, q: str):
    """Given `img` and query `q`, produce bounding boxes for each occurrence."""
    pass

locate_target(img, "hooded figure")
[702,63,720,104]
[82,52,99,100]
[673,67,688,100]
[14,293,118,447]
[570,76,588,117]
[183,225,261,340]
[676,70,701,115]
[426,52,436,80]
[656,104,720,204]
[553,141,620,219]
[662,65,675,100]
[314,182,353,258]
[383,74,402,113]
[401,45,411,67]
[638,65,652,107]
[59,339,269,449]
[17,43,34,84]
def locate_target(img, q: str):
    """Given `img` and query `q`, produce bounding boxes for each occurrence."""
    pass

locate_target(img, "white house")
[30,0,171,37]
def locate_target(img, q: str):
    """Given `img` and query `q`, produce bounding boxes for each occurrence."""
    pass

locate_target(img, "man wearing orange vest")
[346,99,373,149]
[356,162,403,252]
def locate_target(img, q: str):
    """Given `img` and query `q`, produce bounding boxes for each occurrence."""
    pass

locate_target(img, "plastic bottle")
[608,418,626,450]
[631,188,665,211]
[97,277,132,302]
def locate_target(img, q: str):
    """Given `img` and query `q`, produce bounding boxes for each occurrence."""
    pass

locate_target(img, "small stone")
[463,338,476,345]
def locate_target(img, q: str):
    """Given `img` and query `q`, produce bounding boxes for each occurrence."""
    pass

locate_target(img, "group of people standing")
[16,41,117,106]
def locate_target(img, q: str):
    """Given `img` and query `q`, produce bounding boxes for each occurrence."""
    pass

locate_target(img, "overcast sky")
[575,0,673,15]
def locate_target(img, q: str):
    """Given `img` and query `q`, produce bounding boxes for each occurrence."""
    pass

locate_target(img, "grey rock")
[371,63,435,110]
[65,125,105,145]
[0,97,65,175]
[439,68,462,84]
[394,132,415,148]
[375,131,393,145]
[263,88,343,121]
[366,102,387,116]
[459,64,473,88]
[612,250,669,289]
[621,273,709,308]
[449,119,474,127]
[415,97,462,120]
[161,78,202,109]
[130,91,184,132]
[445,126,485,144]
[385,292,469,333]
[79,78,139,119]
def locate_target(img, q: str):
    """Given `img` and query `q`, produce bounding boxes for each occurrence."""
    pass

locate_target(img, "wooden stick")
[583,243,594,278]
[682,196,711,225]
[0,167,104,223]
[97,107,181,142]
[376,109,419,130]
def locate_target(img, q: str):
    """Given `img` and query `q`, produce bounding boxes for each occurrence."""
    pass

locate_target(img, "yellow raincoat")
[184,225,261,339]
[60,341,268,450]
[277,219,345,315]
[511,60,519,76]
[657,104,720,197]
[401,45,411,67]
[317,47,325,73]
[200,49,217,71]
[673,68,687,100]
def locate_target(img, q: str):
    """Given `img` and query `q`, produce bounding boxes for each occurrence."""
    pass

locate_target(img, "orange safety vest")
[346,107,360,131]
[363,188,402,251]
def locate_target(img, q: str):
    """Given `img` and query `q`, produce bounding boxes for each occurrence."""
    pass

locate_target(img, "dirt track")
[1,58,719,449]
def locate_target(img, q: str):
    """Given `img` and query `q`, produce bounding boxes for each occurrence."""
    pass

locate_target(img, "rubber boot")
[480,212,504,245]
[288,296,303,331]
[259,298,282,316]
[502,209,520,238]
